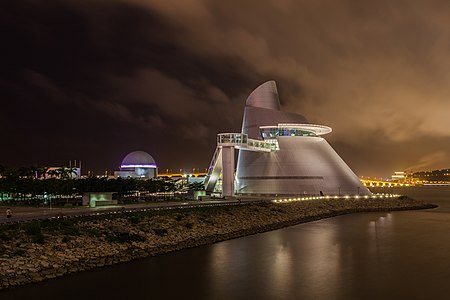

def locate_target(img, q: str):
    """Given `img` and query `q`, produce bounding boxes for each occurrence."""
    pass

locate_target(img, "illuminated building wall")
[235,81,370,196]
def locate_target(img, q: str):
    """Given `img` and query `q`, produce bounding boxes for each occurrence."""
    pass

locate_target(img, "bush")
[62,236,71,243]
[12,248,26,256]
[41,219,80,236]
[24,222,42,236]
[85,228,102,237]
[0,231,12,241]
[32,233,45,244]
[128,215,141,224]
[105,232,146,243]
[271,207,284,213]
[153,228,168,236]
[61,225,80,236]
[185,223,193,229]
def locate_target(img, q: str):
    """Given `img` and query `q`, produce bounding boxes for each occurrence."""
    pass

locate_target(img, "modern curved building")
[115,150,157,179]
[205,81,370,196]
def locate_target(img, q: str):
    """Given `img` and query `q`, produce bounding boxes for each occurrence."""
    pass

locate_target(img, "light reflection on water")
[3,187,450,300]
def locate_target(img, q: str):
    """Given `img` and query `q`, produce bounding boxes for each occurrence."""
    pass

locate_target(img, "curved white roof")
[121,151,156,168]
[245,81,281,111]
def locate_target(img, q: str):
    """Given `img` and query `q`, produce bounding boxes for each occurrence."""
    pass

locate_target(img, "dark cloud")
[1,0,450,177]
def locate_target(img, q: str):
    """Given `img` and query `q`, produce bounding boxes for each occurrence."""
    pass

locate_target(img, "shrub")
[0,231,11,241]
[62,236,71,243]
[85,228,102,237]
[105,234,119,243]
[24,222,42,236]
[12,248,26,256]
[117,232,146,243]
[153,228,168,236]
[61,225,80,236]
[105,232,145,243]
[32,233,45,244]
[41,219,80,236]
[185,223,193,229]
[271,207,284,213]
[128,215,141,224]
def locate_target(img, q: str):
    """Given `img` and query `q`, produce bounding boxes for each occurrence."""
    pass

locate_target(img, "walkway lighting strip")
[120,164,157,168]
[271,193,401,203]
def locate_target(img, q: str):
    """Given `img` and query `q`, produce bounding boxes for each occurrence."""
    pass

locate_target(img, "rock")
[41,261,49,268]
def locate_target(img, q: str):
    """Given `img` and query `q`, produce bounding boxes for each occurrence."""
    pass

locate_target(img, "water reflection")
[3,187,450,300]
[271,244,292,295]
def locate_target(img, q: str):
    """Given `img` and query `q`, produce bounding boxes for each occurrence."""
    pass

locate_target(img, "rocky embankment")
[0,197,436,290]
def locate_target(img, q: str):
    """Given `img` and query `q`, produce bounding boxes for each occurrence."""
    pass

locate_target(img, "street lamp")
[44,192,51,209]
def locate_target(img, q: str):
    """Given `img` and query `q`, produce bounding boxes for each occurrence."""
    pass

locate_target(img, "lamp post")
[44,192,51,209]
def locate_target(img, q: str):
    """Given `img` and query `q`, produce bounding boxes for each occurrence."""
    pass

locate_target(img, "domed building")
[114,151,157,179]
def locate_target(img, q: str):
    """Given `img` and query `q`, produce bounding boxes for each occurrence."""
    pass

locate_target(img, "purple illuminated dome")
[121,151,157,169]
[116,151,157,179]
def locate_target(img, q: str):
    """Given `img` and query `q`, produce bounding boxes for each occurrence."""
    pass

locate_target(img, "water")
[3,187,450,300]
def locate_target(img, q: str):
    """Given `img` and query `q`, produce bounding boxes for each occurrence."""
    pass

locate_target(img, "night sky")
[2,0,450,177]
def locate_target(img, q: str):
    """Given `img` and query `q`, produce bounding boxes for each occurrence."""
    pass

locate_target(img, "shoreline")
[0,197,437,291]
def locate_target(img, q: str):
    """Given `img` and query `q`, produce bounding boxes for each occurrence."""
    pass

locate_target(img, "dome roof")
[121,151,156,168]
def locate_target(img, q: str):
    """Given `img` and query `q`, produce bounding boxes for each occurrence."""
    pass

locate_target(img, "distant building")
[413,169,450,183]
[391,171,406,182]
[115,151,157,179]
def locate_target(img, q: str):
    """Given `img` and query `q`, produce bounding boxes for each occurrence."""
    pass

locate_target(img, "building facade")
[206,81,370,196]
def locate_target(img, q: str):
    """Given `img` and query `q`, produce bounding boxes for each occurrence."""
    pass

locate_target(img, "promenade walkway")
[0,197,268,224]
[0,199,248,224]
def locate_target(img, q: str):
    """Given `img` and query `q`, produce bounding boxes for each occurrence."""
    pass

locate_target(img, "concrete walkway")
[0,198,265,224]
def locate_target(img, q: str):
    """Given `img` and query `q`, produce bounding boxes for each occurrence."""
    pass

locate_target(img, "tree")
[188,182,205,191]
[47,169,58,178]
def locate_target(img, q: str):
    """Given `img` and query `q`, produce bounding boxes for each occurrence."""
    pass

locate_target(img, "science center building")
[205,81,370,197]
[115,151,157,179]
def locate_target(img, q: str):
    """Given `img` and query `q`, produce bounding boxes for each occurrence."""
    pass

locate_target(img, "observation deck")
[217,133,274,152]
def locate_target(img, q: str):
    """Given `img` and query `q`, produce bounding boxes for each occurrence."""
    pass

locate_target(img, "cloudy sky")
[1,0,450,177]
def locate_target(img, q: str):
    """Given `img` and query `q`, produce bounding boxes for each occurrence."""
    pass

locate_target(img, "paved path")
[0,197,266,224]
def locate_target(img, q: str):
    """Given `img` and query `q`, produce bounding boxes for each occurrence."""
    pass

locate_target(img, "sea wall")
[0,197,436,290]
